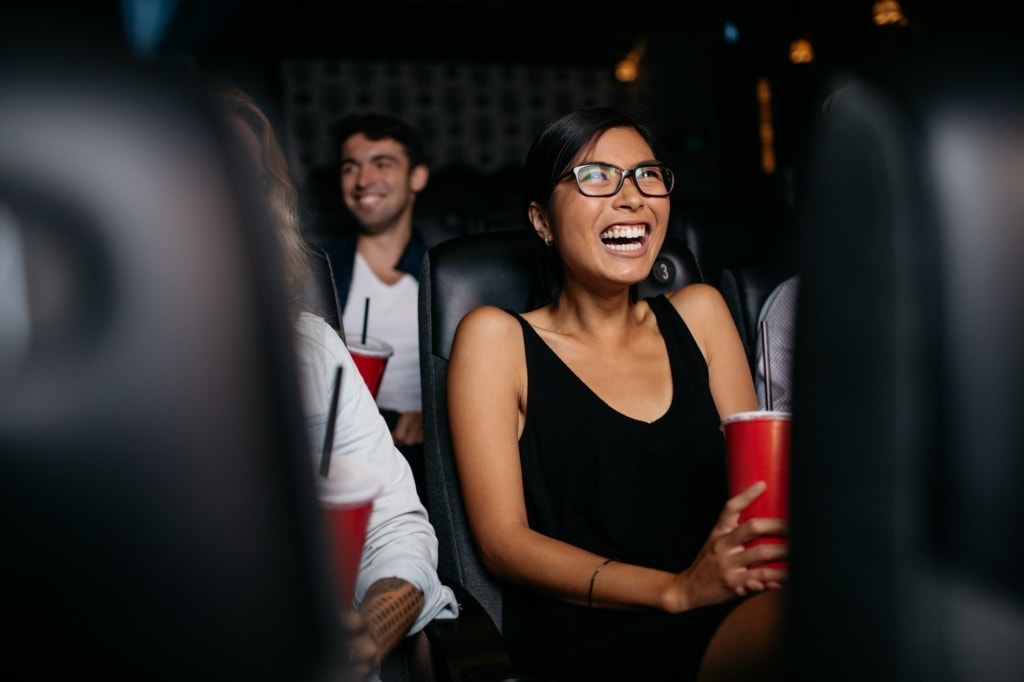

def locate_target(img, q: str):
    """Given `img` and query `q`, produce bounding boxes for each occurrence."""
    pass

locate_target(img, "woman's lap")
[543,601,741,682]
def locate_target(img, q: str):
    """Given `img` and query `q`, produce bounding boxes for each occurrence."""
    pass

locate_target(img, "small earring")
[544,235,552,246]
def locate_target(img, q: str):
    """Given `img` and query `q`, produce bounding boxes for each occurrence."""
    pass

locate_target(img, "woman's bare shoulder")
[457,304,520,331]
[666,282,729,315]
[452,304,523,349]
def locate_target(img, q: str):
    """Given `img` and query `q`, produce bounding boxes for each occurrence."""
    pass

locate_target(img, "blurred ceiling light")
[615,40,646,83]
[872,0,907,26]
[723,21,739,44]
[121,0,180,56]
[789,38,814,64]
[616,59,638,83]
[757,77,776,175]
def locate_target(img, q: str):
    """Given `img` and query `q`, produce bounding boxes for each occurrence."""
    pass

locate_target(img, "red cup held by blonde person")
[344,334,393,399]
[317,457,382,611]
[722,410,791,570]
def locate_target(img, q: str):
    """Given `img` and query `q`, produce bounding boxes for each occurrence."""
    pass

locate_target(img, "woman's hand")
[672,481,789,611]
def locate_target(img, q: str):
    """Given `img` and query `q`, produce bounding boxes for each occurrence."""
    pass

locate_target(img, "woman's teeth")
[600,225,646,251]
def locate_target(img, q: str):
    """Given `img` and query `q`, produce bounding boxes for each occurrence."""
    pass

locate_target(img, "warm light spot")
[615,41,646,84]
[873,0,907,26]
[789,38,814,64]
[757,77,776,175]
[615,59,638,83]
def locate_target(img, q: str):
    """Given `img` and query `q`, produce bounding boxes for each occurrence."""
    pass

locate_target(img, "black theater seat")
[417,229,702,681]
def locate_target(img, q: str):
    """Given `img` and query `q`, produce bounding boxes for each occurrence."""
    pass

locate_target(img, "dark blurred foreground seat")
[0,54,350,680]
[790,44,1024,680]
[418,230,702,681]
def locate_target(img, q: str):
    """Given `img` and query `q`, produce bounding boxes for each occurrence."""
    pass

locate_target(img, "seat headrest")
[422,230,703,361]
[637,235,703,299]
[423,230,546,361]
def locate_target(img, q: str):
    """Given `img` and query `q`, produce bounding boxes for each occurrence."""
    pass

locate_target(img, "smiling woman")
[444,106,790,680]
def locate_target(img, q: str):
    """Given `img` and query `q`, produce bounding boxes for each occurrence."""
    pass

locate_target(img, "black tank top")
[504,294,731,677]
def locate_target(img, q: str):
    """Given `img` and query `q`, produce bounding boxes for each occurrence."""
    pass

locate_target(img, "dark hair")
[521,106,661,304]
[332,112,427,168]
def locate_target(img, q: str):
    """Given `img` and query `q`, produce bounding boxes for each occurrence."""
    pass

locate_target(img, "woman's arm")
[668,283,758,418]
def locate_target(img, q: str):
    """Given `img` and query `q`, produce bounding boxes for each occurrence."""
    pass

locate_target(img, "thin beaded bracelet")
[587,557,616,608]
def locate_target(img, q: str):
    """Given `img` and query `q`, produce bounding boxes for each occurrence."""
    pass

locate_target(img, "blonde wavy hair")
[216,86,312,313]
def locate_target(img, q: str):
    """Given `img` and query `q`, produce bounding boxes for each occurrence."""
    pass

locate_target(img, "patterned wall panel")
[283,59,627,182]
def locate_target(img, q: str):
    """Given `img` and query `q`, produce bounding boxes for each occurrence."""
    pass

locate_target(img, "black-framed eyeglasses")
[557,163,675,197]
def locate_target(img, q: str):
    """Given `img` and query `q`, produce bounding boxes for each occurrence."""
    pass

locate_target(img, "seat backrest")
[719,251,798,372]
[419,229,701,631]
[419,230,544,629]
[639,233,706,300]
[670,208,791,289]
[302,243,345,338]
[0,54,346,679]
[790,47,1024,679]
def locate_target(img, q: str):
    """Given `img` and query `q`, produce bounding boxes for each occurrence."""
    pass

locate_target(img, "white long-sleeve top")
[293,311,458,636]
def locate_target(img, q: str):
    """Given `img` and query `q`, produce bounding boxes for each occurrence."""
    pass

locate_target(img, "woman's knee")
[696,590,789,682]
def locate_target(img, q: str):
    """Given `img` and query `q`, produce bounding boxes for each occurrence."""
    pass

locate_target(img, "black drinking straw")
[318,365,343,478]
[760,319,773,411]
[361,297,370,345]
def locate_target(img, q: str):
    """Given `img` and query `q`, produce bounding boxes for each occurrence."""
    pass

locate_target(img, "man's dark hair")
[332,112,427,168]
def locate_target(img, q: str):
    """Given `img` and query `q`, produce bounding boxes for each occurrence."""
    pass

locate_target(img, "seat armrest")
[423,579,518,682]
[424,580,558,681]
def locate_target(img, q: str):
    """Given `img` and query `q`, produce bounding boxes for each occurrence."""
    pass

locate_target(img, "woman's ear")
[409,164,429,193]
[528,202,551,242]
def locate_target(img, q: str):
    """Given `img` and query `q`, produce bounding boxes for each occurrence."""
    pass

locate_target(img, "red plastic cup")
[722,410,791,569]
[344,334,393,399]
[317,458,381,611]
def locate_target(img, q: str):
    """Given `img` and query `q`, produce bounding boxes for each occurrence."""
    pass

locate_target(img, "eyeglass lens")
[574,164,673,197]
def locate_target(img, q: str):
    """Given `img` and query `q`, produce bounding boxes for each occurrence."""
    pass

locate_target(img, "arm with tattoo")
[359,577,425,664]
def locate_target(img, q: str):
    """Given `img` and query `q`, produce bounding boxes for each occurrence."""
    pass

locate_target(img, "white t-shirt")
[342,252,421,414]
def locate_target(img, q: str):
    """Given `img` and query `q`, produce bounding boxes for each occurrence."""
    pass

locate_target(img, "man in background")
[319,113,430,491]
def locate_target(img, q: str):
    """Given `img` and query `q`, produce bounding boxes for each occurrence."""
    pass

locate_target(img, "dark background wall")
[177,1,948,233]
[6,0,956,252]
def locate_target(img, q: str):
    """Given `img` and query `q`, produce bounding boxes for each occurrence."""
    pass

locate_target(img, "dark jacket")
[315,227,428,314]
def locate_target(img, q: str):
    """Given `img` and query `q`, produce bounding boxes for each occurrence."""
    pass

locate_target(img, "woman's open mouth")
[600,224,649,252]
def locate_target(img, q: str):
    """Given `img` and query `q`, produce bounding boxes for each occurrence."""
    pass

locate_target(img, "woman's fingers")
[737,480,766,504]
[735,516,789,542]
[722,480,766,518]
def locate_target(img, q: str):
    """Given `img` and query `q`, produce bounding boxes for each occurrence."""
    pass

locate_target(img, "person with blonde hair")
[217,86,457,682]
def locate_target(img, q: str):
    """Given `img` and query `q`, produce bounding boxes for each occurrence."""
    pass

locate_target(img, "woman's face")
[532,125,670,294]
